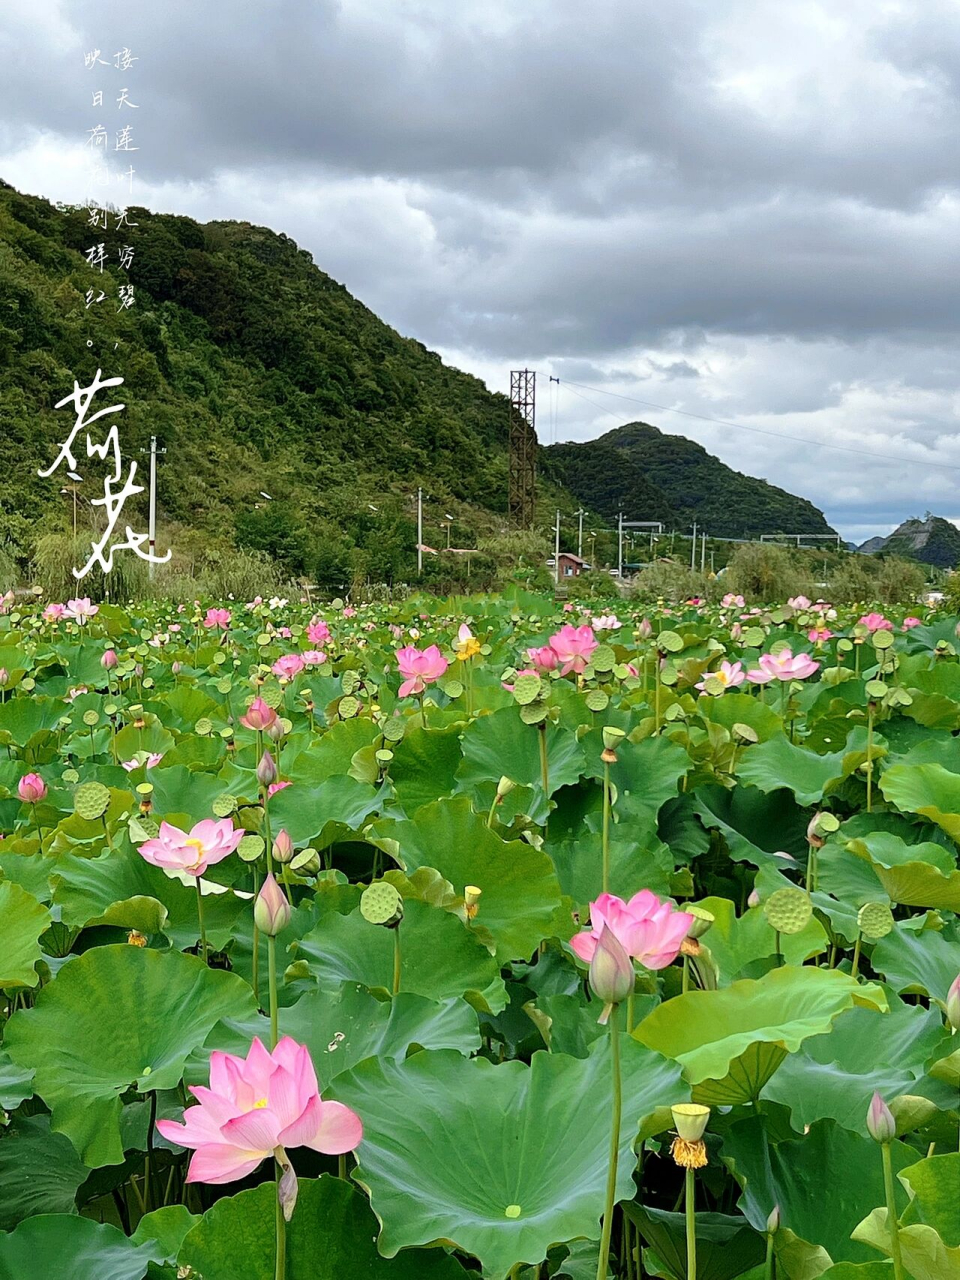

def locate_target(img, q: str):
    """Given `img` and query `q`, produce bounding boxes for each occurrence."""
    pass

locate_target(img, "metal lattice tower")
[508,369,537,528]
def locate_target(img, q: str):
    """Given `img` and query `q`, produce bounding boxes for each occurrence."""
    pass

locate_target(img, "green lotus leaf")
[871,919,960,998]
[0,1214,164,1280]
[178,1175,466,1280]
[268,773,381,846]
[695,896,826,984]
[189,982,480,1089]
[634,966,887,1101]
[0,1052,34,1109]
[0,880,50,988]
[329,1037,685,1278]
[147,763,234,828]
[698,692,783,742]
[389,723,463,812]
[852,1209,960,1280]
[456,707,586,823]
[898,1152,960,1245]
[370,797,572,961]
[0,1115,88,1231]
[692,784,808,869]
[624,1205,766,1280]
[294,898,507,1013]
[737,733,845,805]
[4,946,256,1166]
[763,995,956,1131]
[129,1205,200,1263]
[879,763,960,841]
[724,1116,914,1267]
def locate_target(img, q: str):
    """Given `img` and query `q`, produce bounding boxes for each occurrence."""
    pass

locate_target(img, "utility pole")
[577,507,585,560]
[618,511,624,579]
[701,532,707,573]
[554,510,561,585]
[417,487,423,577]
[690,521,698,570]
[138,436,166,581]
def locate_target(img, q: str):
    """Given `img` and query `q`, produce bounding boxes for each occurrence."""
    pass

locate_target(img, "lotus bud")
[276,1148,298,1222]
[256,749,278,787]
[946,973,960,1031]
[254,873,291,937]
[241,696,278,732]
[866,1092,896,1144]
[171,661,182,675]
[747,889,760,908]
[766,1205,781,1234]
[273,829,294,864]
[464,885,482,920]
[0,668,8,688]
[589,925,634,1022]
[101,648,118,670]
[266,718,285,743]
[496,776,516,798]
[637,617,652,640]
[17,773,47,804]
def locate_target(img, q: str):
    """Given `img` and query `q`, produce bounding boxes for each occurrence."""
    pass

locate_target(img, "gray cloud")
[2,0,960,540]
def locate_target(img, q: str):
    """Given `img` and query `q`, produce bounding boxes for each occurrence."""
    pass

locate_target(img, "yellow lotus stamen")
[670,1136,708,1168]
[254,1097,268,1109]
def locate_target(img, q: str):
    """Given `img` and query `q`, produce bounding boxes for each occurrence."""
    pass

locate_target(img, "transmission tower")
[509,369,537,528]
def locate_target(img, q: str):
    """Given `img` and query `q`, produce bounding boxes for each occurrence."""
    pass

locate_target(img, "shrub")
[725,543,814,603]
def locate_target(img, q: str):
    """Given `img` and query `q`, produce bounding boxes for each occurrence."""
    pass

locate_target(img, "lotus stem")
[764,1230,774,1280]
[267,934,279,1048]
[602,759,612,894]
[880,1141,905,1280]
[596,1004,622,1280]
[274,1169,287,1280]
[866,703,874,813]
[851,931,862,980]
[685,1167,697,1280]
[538,722,549,835]
[195,881,208,966]
[392,926,402,996]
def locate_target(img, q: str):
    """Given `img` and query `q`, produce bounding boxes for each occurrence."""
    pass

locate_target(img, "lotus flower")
[203,608,231,630]
[721,593,745,608]
[65,597,98,624]
[301,649,326,666]
[240,696,278,732]
[454,623,481,660]
[526,644,560,674]
[591,614,621,631]
[695,660,745,694]
[121,752,164,772]
[902,617,922,630]
[548,624,598,676]
[858,612,893,633]
[272,653,305,680]
[137,818,243,877]
[787,596,812,610]
[156,1036,362,1184]
[43,603,66,622]
[395,644,448,698]
[307,618,331,645]
[747,649,819,683]
[571,891,694,971]
[18,773,47,804]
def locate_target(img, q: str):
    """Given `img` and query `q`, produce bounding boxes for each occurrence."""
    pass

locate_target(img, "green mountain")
[860,515,960,570]
[546,421,835,540]
[0,181,517,589]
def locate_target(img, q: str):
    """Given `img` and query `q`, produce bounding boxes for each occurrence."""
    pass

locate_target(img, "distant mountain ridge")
[859,514,960,570]
[544,420,835,540]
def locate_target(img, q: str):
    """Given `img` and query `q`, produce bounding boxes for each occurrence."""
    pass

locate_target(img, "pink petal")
[304,1100,363,1155]
[570,931,598,962]
[277,1092,323,1148]
[186,1143,265,1185]
[220,1107,281,1152]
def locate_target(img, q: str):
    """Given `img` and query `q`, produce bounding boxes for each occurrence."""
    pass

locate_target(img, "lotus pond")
[0,590,958,1280]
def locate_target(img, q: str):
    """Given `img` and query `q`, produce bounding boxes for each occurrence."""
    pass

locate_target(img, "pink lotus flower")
[343,606,356,618]
[722,593,745,608]
[591,614,621,631]
[571,891,694,971]
[808,624,833,644]
[65,597,98,624]
[121,752,164,772]
[156,1035,362,1184]
[858,612,893,632]
[695,660,745,694]
[307,618,331,645]
[64,685,88,703]
[203,608,231,631]
[501,666,537,693]
[902,617,922,630]
[43,603,66,622]
[747,648,820,683]
[18,773,47,804]
[137,818,243,877]
[548,624,598,676]
[272,654,305,681]
[526,644,560,674]
[267,780,292,798]
[788,596,812,610]
[240,697,278,732]
[301,649,326,666]
[395,644,448,698]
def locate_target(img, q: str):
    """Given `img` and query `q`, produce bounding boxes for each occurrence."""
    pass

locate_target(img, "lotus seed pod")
[685,906,715,940]
[857,901,894,941]
[464,885,482,920]
[601,725,627,752]
[671,1103,710,1142]
[360,881,404,928]
[496,776,516,798]
[763,886,812,935]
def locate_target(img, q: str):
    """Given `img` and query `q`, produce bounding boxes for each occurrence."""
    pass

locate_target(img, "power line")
[556,377,960,474]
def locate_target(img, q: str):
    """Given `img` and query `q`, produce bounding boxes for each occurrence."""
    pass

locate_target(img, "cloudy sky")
[3,0,960,541]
